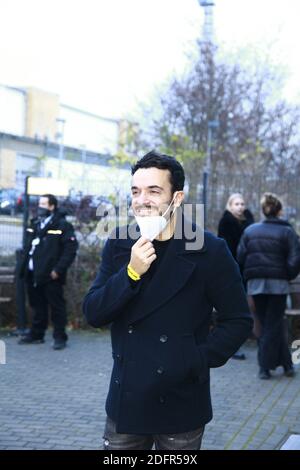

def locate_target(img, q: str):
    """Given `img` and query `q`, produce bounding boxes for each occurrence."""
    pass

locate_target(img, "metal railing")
[1,172,300,258]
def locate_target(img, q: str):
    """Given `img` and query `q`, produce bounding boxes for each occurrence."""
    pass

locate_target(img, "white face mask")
[134,196,176,241]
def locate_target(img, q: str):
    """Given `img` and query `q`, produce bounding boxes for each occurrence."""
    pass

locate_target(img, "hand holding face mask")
[129,237,157,277]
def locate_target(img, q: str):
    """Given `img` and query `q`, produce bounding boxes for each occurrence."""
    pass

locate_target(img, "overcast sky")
[1,0,300,119]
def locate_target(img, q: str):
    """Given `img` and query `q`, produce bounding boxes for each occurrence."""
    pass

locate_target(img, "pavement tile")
[1,329,300,450]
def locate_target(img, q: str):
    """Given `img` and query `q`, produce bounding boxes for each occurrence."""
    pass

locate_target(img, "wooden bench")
[0,297,12,303]
[0,267,14,326]
[285,274,300,342]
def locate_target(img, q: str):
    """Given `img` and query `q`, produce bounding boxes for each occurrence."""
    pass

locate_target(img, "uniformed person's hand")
[129,237,157,276]
[50,270,59,280]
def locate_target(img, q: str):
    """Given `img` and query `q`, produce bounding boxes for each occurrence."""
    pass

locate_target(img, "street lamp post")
[56,118,66,178]
[203,119,219,225]
[198,0,215,44]
[80,144,87,192]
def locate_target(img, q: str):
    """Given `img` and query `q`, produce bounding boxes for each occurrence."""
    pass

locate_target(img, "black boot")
[18,333,44,345]
[259,368,271,380]
[283,365,295,377]
[53,338,67,350]
[232,352,246,360]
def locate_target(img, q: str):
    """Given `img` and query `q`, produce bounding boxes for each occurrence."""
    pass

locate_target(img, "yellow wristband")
[127,264,141,281]
[127,265,141,281]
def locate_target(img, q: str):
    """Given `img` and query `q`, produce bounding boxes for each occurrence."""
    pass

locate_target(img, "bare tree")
[142,43,300,201]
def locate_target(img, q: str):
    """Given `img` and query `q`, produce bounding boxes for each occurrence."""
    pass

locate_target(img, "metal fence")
[200,172,300,233]
[1,172,300,260]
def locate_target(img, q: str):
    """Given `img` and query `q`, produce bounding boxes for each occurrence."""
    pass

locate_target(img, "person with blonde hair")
[218,193,255,359]
[218,193,254,260]
[237,193,300,379]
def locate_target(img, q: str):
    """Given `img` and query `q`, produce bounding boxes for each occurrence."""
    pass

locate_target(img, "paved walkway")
[0,329,299,450]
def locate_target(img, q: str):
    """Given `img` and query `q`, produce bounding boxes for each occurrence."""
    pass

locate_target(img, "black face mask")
[37,207,52,218]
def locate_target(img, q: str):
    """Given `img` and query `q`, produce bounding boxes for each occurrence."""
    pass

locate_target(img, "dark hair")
[41,194,58,210]
[261,192,282,217]
[131,150,185,194]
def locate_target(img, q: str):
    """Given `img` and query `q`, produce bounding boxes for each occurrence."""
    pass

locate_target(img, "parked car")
[71,195,115,223]
[2,188,116,222]
[13,192,39,215]
[0,188,20,216]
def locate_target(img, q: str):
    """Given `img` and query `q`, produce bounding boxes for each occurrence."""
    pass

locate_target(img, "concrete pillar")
[25,87,60,141]
[0,148,16,188]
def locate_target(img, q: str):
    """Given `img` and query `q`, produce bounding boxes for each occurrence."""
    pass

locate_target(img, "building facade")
[0,85,136,195]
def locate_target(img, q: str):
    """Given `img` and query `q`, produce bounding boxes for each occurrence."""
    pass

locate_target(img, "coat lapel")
[125,215,206,324]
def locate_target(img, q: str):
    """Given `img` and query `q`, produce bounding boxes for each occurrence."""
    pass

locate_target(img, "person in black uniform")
[19,194,78,350]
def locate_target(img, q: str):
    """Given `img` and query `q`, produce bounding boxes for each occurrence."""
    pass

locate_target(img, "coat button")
[159,396,165,404]
[128,326,133,334]
[160,335,168,343]
[157,366,164,374]
[115,379,120,386]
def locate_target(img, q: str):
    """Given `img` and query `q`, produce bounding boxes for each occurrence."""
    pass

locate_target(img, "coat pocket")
[181,334,208,384]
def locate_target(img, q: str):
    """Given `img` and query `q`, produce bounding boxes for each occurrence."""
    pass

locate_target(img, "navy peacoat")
[83,217,253,434]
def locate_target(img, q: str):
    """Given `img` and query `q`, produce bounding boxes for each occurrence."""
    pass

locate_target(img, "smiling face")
[229,196,245,218]
[131,167,184,217]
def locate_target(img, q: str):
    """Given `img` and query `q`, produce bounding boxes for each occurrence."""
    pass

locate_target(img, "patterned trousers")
[103,416,205,450]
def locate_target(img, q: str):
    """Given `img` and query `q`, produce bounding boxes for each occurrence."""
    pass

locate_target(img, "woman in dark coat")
[218,193,255,359]
[237,193,300,379]
[218,193,254,260]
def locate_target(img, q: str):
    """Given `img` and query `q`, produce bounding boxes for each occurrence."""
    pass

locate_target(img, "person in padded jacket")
[19,194,78,350]
[237,193,300,379]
